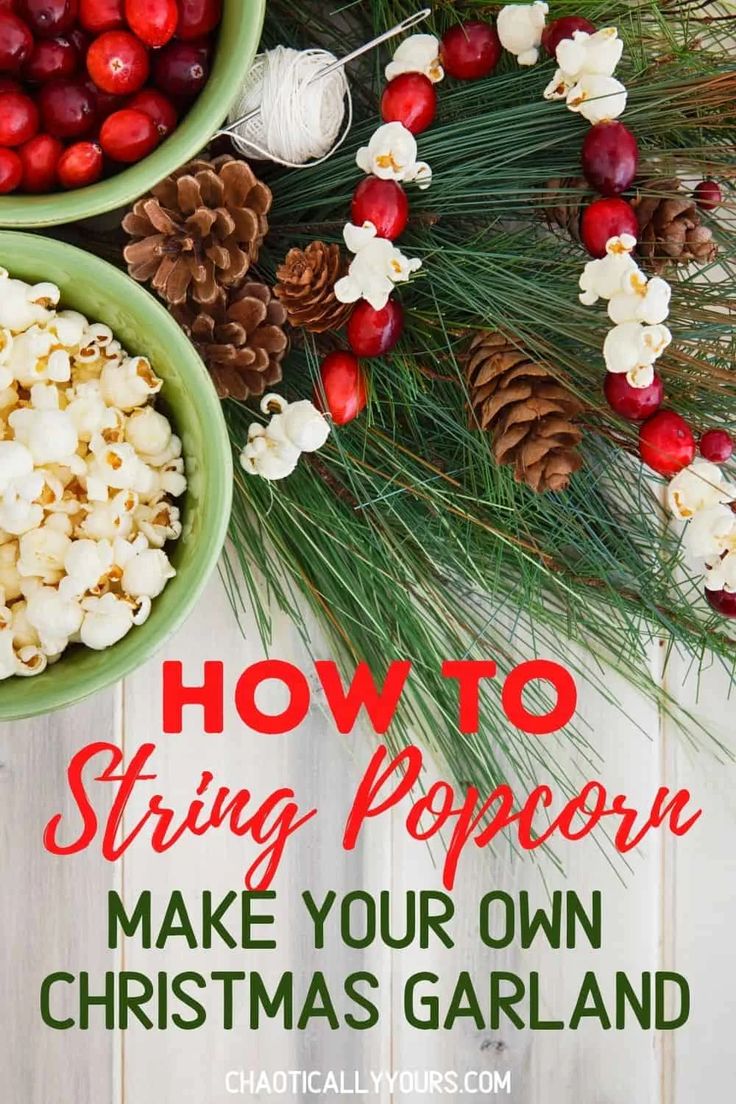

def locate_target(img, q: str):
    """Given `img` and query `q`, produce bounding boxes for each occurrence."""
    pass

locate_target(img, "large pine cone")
[172,282,287,401]
[542,177,592,242]
[632,179,718,273]
[274,241,353,333]
[122,155,271,307]
[467,331,584,494]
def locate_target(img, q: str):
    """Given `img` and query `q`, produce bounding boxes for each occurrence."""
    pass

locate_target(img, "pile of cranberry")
[0,0,222,194]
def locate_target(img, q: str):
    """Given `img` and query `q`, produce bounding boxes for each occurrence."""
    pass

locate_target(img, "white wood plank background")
[1,565,734,1103]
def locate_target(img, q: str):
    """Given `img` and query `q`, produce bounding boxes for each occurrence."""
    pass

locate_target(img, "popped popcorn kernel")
[0,274,186,680]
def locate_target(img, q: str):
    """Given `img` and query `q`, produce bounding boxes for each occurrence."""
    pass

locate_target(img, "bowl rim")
[0,0,266,229]
[0,232,234,722]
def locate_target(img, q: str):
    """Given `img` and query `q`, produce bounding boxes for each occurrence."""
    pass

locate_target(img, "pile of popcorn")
[0,269,186,680]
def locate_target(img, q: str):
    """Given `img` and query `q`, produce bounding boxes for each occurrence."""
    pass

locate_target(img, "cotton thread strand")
[228,47,352,168]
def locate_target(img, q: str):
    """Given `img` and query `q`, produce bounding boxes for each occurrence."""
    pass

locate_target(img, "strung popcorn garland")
[534,11,735,617]
[0,269,185,680]
[246,6,734,618]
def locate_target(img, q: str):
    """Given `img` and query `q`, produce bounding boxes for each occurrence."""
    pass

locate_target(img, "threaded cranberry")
[440,21,501,80]
[351,178,409,241]
[581,121,639,197]
[581,197,638,258]
[705,587,736,619]
[639,410,696,477]
[542,16,596,57]
[700,429,733,463]
[694,179,722,212]
[381,72,436,135]
[604,372,663,422]
[347,300,404,358]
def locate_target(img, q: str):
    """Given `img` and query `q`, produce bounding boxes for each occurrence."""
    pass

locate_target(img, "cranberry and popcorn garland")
[242,9,736,617]
[332,39,440,342]
[240,29,444,482]
[529,7,735,616]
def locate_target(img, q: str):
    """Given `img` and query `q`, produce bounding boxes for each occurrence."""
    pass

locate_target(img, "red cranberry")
[581,197,639,258]
[705,587,736,619]
[347,299,404,358]
[581,120,639,197]
[87,30,149,95]
[188,35,212,62]
[85,75,123,119]
[694,179,722,212]
[700,429,733,463]
[79,0,123,32]
[100,105,158,161]
[153,40,208,97]
[541,16,596,58]
[66,25,89,57]
[175,0,221,39]
[381,72,436,135]
[351,177,409,241]
[0,0,18,8]
[96,88,122,116]
[18,131,62,190]
[128,86,177,137]
[0,89,38,144]
[0,145,22,191]
[639,410,696,477]
[39,78,96,137]
[18,0,78,38]
[24,35,78,82]
[604,372,664,422]
[440,20,501,80]
[125,0,177,49]
[315,351,367,426]
[0,11,33,73]
[57,137,102,186]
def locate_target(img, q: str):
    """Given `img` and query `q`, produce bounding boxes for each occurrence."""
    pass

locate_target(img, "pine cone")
[632,178,718,273]
[122,155,271,307]
[274,241,353,333]
[542,177,591,242]
[172,282,287,401]
[467,331,584,494]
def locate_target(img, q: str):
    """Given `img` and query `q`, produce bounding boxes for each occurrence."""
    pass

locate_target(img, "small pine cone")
[467,331,584,494]
[542,177,591,242]
[122,155,272,308]
[632,178,718,273]
[274,241,354,333]
[172,282,287,401]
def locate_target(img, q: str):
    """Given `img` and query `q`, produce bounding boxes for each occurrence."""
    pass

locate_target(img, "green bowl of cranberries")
[0,0,265,226]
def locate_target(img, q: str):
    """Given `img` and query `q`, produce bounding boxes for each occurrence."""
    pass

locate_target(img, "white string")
[227,46,352,169]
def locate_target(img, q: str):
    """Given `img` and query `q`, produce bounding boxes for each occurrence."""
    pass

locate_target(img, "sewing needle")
[216,8,432,139]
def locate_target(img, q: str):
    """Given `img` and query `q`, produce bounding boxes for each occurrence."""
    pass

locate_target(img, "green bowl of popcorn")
[0,233,232,722]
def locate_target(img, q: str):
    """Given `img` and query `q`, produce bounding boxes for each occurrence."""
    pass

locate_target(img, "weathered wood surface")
[1,573,733,1103]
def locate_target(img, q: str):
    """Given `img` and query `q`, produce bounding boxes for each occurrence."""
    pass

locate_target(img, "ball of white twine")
[227,46,352,168]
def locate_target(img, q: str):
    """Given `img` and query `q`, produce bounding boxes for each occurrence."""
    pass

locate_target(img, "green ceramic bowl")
[0,234,233,722]
[0,0,265,228]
